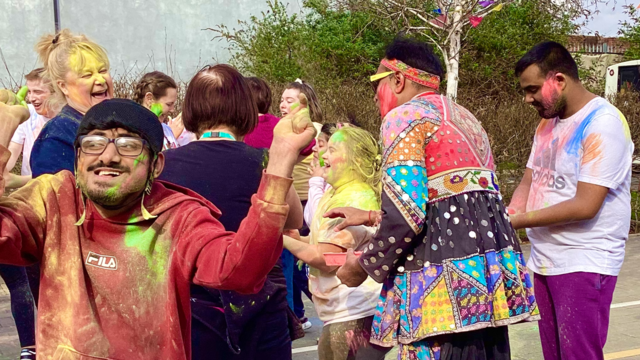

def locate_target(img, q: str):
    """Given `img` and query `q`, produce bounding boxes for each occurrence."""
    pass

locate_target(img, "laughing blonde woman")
[31,29,113,177]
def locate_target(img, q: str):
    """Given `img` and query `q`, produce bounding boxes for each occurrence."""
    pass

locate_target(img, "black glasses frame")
[79,135,148,158]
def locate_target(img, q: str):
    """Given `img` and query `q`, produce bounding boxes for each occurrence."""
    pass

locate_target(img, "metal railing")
[566,41,628,55]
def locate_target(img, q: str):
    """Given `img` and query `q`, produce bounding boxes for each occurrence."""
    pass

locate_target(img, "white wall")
[0,0,302,85]
[0,0,55,86]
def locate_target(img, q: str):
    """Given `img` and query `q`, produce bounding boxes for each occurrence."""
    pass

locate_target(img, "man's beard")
[77,178,147,208]
[535,94,567,119]
[79,181,145,207]
[77,161,147,208]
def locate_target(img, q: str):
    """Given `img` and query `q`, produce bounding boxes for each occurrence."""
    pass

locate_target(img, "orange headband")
[380,58,440,90]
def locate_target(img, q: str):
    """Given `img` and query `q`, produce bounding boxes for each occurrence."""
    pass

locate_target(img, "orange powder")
[581,133,603,166]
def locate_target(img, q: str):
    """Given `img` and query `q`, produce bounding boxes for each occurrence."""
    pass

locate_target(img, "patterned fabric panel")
[448,99,494,167]
[380,96,442,151]
[414,95,495,178]
[399,342,441,360]
[361,94,501,282]
[380,98,441,234]
[387,166,428,213]
[370,249,540,347]
[427,169,500,203]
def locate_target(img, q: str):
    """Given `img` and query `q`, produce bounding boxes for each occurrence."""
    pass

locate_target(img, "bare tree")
[336,0,613,99]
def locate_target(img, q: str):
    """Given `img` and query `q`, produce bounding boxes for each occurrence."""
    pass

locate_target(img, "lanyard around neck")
[200,131,236,141]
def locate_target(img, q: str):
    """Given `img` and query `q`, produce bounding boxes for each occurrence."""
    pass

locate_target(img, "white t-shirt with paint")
[10,104,50,176]
[525,97,633,276]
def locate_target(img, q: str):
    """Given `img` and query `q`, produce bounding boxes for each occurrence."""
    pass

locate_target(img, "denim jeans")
[0,264,36,347]
[281,249,295,311]
[292,262,312,318]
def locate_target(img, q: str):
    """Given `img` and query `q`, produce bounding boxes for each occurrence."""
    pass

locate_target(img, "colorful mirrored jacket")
[360,93,498,282]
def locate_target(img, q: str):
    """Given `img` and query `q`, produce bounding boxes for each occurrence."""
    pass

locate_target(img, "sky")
[581,1,633,36]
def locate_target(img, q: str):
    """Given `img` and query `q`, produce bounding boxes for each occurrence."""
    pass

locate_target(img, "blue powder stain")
[564,107,601,157]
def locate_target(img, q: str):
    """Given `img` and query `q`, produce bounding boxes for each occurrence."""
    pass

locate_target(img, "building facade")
[0,0,301,85]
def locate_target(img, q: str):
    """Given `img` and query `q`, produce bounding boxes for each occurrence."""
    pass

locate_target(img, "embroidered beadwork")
[371,250,540,347]
[427,169,499,202]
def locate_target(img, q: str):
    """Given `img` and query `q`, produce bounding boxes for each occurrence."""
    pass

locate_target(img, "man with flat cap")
[0,97,316,359]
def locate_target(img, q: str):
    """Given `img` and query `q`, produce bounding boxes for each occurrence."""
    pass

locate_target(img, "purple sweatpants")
[534,272,617,360]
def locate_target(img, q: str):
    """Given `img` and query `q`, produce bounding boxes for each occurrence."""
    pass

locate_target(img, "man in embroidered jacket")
[330,37,538,359]
[0,97,316,359]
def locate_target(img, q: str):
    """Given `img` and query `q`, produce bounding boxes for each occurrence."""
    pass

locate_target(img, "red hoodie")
[0,146,290,359]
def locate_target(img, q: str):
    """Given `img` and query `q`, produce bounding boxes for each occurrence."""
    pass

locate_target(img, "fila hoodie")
[0,145,290,360]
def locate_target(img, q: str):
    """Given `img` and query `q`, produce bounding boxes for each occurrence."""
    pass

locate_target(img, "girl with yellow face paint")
[30,29,114,178]
[283,127,387,360]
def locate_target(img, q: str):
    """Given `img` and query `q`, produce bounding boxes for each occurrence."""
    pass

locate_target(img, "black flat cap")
[75,99,164,155]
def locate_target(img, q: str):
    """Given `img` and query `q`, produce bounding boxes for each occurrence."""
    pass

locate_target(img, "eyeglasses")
[370,71,394,94]
[79,135,148,157]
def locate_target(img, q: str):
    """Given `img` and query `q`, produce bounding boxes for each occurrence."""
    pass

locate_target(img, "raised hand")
[268,94,317,178]
[308,157,325,178]
[0,89,30,147]
[169,113,185,139]
[0,89,18,106]
[16,86,28,108]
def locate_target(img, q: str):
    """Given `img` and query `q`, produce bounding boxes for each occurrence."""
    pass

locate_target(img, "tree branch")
[385,0,442,30]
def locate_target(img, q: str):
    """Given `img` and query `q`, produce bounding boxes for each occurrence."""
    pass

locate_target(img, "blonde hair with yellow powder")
[35,29,110,105]
[333,127,383,202]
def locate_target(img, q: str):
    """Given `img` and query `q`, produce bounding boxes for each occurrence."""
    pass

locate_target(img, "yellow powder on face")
[64,50,111,112]
[68,49,107,78]
[67,50,108,93]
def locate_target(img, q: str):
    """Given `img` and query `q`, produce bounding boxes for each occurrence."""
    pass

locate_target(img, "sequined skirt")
[370,190,540,347]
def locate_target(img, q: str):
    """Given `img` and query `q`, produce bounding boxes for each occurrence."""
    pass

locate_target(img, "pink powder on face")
[378,83,397,118]
[540,75,561,111]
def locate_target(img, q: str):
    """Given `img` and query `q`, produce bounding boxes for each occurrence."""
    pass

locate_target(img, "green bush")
[208,0,393,86]
[459,0,576,98]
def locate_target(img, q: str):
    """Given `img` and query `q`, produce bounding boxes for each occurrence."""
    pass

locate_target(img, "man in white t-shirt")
[509,42,633,360]
[4,68,58,188]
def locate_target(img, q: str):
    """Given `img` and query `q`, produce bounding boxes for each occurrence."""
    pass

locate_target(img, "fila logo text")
[85,252,118,270]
